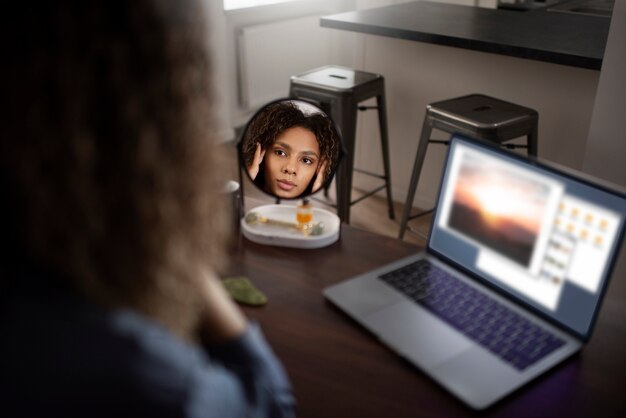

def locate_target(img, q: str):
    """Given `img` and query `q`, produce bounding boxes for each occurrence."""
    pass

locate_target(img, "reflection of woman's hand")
[312,160,328,193]
[247,142,266,181]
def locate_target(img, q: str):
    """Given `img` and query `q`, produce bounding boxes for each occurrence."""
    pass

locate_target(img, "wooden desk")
[228,225,626,417]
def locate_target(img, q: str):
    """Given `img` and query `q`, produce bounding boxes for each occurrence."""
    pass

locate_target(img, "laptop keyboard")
[379,259,565,371]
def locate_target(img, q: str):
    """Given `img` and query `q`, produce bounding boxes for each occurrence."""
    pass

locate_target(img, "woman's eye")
[301,157,315,165]
[274,149,287,157]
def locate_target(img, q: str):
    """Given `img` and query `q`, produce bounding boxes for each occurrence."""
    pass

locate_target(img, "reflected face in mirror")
[240,99,340,200]
[264,126,320,198]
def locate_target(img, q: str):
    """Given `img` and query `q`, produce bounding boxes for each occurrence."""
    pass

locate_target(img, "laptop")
[324,134,626,409]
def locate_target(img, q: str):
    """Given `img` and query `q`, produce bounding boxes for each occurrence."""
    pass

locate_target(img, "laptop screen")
[429,135,626,339]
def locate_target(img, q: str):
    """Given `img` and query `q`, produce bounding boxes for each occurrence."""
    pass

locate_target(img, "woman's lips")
[277,179,296,191]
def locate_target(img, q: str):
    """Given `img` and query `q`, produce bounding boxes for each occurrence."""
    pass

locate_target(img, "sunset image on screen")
[447,153,550,267]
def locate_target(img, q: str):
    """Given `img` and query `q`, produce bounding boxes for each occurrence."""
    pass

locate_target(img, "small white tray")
[241,204,340,249]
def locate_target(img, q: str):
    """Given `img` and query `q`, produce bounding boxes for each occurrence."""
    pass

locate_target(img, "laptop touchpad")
[364,301,473,370]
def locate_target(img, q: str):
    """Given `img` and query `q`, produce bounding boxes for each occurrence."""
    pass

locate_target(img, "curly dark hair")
[241,100,340,196]
[1,1,229,337]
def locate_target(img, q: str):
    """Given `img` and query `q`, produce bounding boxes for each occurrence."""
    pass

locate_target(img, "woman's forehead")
[274,126,319,155]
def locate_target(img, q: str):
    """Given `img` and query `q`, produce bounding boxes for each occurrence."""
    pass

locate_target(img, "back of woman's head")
[1,1,228,334]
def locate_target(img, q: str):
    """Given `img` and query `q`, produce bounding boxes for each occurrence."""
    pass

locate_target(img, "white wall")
[203,0,234,142]
[583,0,626,187]
[581,1,626,305]
[221,0,358,128]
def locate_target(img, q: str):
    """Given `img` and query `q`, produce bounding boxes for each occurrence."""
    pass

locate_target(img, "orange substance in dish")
[297,212,313,224]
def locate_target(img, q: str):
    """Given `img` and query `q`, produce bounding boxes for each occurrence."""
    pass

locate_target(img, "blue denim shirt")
[0,268,294,418]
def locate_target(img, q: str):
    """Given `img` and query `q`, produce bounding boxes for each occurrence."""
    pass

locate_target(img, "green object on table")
[222,276,268,306]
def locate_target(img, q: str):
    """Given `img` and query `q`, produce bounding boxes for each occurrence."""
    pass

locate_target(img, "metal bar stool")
[398,93,538,239]
[289,65,395,224]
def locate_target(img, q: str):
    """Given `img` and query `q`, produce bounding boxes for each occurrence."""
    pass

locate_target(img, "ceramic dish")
[241,204,340,249]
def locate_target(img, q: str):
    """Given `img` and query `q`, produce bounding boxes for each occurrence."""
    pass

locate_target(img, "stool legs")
[398,115,432,240]
[377,91,395,220]
[528,125,538,156]
[398,95,538,240]
[289,75,394,224]
[333,98,358,224]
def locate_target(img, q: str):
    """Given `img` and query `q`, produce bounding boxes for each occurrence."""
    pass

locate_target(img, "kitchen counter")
[321,1,611,70]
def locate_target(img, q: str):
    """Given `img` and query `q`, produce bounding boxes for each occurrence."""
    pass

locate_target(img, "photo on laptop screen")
[430,136,625,337]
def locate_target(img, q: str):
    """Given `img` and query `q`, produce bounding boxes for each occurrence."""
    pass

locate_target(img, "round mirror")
[238,99,342,200]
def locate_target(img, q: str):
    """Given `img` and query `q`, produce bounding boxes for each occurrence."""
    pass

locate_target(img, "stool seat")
[290,65,395,223]
[427,94,538,144]
[290,66,381,92]
[398,94,538,240]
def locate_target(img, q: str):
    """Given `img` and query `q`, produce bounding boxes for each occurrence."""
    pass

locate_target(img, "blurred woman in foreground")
[0,1,293,417]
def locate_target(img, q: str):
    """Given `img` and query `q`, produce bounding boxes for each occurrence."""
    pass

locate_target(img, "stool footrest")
[428,139,528,149]
[353,167,387,180]
[351,185,386,206]
[428,139,450,145]
[407,208,434,221]
[311,184,386,208]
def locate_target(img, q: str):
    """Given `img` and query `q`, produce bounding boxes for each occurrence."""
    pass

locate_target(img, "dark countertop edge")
[321,17,602,71]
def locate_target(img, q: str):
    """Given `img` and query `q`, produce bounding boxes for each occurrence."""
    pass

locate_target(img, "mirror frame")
[237,98,344,201]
